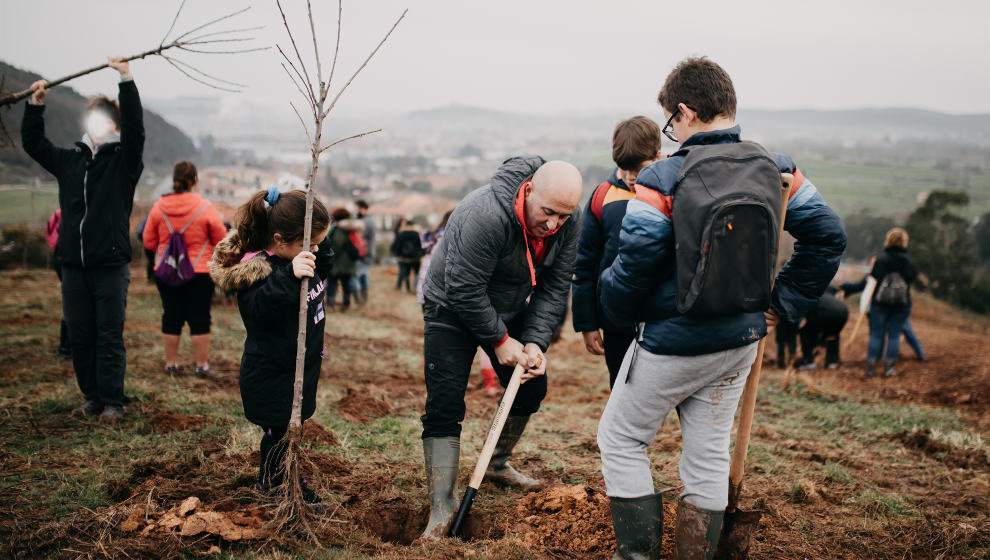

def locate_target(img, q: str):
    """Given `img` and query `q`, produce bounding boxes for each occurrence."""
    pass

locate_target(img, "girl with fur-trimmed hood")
[210,187,333,504]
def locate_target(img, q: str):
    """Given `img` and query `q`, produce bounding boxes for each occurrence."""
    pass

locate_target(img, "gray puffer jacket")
[421,155,581,351]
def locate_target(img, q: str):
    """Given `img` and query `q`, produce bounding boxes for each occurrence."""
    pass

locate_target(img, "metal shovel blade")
[714,507,762,560]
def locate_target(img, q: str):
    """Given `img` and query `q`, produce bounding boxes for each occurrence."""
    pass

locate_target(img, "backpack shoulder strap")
[589,181,612,222]
[180,202,212,234]
[160,206,174,233]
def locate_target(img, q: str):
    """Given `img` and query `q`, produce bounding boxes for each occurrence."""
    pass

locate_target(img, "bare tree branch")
[162,56,241,92]
[276,45,317,106]
[183,25,265,43]
[318,128,382,153]
[165,56,247,88]
[306,0,324,101]
[280,62,318,116]
[289,101,315,147]
[326,0,342,89]
[322,9,407,118]
[173,5,252,42]
[275,0,317,105]
[177,45,268,55]
[160,0,188,46]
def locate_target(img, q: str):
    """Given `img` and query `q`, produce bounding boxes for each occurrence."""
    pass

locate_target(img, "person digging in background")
[597,57,846,559]
[210,188,333,505]
[572,116,662,388]
[796,286,848,369]
[143,161,227,376]
[21,57,144,423]
[418,157,582,539]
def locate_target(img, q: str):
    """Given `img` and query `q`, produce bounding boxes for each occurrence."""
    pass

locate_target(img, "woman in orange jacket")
[143,161,227,375]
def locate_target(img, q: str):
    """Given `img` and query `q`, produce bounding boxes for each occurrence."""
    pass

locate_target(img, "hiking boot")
[71,399,104,417]
[164,364,179,376]
[865,359,877,378]
[484,415,541,489]
[674,500,725,560]
[299,477,322,505]
[608,493,662,560]
[99,405,126,423]
[882,361,896,378]
[421,437,460,540]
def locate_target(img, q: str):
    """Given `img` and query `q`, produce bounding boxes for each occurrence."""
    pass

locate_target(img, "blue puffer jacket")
[571,169,635,332]
[600,126,846,356]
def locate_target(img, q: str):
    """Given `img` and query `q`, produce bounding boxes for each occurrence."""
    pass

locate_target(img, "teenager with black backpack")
[326,207,366,312]
[392,217,425,292]
[596,57,846,559]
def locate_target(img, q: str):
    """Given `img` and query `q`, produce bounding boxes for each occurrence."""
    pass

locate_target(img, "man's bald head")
[523,160,582,237]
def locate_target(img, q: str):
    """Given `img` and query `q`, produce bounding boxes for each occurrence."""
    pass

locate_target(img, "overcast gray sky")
[2,0,989,116]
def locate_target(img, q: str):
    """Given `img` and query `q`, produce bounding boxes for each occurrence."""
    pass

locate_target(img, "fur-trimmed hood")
[209,231,273,292]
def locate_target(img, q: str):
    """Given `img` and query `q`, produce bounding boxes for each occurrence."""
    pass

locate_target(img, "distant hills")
[0,60,198,182]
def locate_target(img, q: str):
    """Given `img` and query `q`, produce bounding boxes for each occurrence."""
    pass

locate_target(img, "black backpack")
[672,141,784,316]
[398,231,424,260]
[874,271,909,306]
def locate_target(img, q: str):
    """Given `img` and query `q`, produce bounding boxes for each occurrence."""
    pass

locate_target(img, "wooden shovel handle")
[727,173,793,509]
[467,363,525,489]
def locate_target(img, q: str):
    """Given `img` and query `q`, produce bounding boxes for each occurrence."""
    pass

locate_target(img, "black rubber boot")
[484,415,541,489]
[609,493,662,559]
[421,437,459,540]
[674,500,724,560]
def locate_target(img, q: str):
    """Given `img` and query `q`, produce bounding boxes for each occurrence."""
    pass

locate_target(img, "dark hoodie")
[571,169,635,332]
[21,80,145,269]
[210,232,333,427]
[420,156,581,351]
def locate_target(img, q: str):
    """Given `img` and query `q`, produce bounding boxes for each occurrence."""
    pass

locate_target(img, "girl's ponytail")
[235,190,271,252]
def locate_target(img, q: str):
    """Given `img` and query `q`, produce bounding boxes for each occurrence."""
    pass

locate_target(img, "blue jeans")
[867,305,910,364]
[355,260,370,292]
[902,319,925,358]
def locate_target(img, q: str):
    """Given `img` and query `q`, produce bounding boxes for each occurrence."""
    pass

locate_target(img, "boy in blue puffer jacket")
[572,116,662,388]
[597,57,846,559]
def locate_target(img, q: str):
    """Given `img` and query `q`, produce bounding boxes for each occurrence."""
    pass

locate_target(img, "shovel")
[449,362,526,537]
[714,174,793,559]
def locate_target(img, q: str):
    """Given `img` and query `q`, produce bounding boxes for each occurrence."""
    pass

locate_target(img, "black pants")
[328,274,353,308]
[397,260,420,291]
[603,328,636,389]
[775,320,798,367]
[800,318,844,365]
[259,425,288,487]
[55,261,70,351]
[155,273,214,335]
[61,264,130,407]
[421,303,547,439]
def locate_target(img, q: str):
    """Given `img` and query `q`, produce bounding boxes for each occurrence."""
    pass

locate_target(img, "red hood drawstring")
[514,181,562,287]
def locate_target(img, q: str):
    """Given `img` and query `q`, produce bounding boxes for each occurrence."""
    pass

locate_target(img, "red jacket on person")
[143,191,227,274]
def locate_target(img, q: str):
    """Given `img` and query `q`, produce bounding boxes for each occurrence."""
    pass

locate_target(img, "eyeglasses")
[662,105,696,143]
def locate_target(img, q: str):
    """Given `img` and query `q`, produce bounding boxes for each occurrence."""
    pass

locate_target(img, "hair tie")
[265,187,280,207]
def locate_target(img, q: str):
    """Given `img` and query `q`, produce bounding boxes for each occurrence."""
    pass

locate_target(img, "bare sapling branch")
[0,0,263,110]
[271,0,405,539]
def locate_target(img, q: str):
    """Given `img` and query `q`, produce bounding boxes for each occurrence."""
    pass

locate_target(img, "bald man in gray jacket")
[419,156,582,539]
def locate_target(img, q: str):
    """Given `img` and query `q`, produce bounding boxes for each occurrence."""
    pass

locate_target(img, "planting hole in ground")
[354,500,503,545]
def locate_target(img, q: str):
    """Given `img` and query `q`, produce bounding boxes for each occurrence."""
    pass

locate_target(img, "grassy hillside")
[1,265,986,558]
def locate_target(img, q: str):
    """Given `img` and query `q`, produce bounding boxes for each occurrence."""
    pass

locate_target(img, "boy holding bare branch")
[22,57,144,422]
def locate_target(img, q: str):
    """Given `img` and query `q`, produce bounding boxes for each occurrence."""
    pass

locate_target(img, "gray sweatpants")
[598,340,758,511]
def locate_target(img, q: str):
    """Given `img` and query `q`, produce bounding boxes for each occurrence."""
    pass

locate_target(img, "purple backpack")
[154,203,211,287]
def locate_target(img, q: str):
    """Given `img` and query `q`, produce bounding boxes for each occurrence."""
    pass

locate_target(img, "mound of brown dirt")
[302,420,339,446]
[890,428,990,470]
[336,385,392,424]
[148,410,209,433]
[513,485,615,556]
